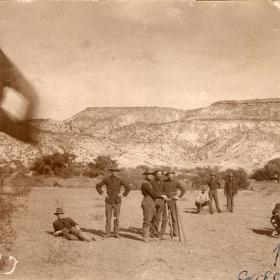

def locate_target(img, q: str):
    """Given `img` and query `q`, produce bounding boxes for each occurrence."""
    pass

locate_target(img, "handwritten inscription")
[238,271,280,280]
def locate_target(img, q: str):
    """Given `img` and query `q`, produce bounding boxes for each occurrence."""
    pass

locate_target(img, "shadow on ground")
[251,228,274,237]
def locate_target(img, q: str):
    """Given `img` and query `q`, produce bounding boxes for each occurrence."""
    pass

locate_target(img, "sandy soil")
[6,186,280,280]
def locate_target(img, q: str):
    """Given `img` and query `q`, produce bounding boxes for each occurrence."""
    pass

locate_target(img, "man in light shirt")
[195,186,210,214]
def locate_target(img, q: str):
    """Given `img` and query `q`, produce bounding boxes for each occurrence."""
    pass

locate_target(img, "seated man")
[271,203,280,238]
[52,208,95,241]
[195,186,210,213]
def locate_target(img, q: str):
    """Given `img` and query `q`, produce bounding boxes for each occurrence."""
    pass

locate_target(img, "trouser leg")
[113,203,121,235]
[213,191,222,213]
[230,195,234,212]
[195,201,202,213]
[70,226,91,241]
[62,228,78,241]
[209,192,214,214]
[169,200,178,236]
[152,199,164,236]
[142,198,155,240]
[160,202,168,236]
[105,203,113,235]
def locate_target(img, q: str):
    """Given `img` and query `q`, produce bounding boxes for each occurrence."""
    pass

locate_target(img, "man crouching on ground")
[53,208,94,241]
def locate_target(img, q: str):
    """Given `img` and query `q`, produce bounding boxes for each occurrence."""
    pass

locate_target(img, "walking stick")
[175,200,186,242]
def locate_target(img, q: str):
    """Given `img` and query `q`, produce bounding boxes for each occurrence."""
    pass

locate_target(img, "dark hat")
[54,207,64,215]
[210,173,217,177]
[109,164,120,171]
[143,168,155,175]
[165,170,175,175]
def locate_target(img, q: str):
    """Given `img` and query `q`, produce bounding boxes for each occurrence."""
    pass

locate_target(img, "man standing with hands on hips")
[95,164,130,239]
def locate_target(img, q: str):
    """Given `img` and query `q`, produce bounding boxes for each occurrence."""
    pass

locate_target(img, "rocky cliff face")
[1,99,280,171]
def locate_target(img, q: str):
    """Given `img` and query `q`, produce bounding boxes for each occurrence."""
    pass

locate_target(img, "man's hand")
[173,196,180,200]
[161,195,170,201]
[75,225,80,231]
[53,230,63,236]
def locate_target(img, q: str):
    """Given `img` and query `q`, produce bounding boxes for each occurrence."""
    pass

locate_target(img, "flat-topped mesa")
[212,98,280,106]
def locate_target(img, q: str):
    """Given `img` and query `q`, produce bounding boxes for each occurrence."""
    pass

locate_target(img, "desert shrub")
[220,168,249,190]
[251,158,280,181]
[83,156,117,178]
[30,152,76,177]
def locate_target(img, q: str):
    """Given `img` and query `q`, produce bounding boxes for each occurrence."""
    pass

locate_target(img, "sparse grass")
[45,241,68,265]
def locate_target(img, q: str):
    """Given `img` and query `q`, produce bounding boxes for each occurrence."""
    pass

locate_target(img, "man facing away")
[160,170,185,239]
[141,168,168,243]
[224,173,238,213]
[195,186,210,214]
[52,208,94,241]
[95,164,130,239]
[150,169,165,237]
[207,173,222,214]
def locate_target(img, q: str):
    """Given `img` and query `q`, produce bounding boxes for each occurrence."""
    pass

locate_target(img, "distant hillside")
[1,99,280,171]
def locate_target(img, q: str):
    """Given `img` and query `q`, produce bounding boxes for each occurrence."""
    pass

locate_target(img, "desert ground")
[6,183,280,280]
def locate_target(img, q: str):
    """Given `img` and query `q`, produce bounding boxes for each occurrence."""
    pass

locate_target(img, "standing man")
[150,169,165,237]
[224,173,238,213]
[160,170,186,239]
[95,164,130,239]
[207,173,222,214]
[141,168,168,243]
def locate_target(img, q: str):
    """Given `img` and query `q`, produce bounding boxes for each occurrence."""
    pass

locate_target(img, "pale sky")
[0,1,280,120]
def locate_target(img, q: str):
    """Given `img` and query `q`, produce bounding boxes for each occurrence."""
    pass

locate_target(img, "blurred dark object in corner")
[0,48,39,145]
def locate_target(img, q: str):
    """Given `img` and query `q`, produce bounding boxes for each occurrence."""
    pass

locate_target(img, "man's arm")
[95,178,106,194]
[121,178,131,197]
[142,182,164,199]
[177,181,186,198]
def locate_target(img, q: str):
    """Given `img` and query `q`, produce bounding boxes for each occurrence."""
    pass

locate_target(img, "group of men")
[195,173,238,214]
[52,165,239,243]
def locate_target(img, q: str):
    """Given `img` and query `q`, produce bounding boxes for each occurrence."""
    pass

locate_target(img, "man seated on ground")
[52,208,95,241]
[271,203,280,238]
[195,186,210,214]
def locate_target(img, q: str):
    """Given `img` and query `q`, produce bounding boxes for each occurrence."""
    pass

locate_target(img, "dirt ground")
[6,185,280,280]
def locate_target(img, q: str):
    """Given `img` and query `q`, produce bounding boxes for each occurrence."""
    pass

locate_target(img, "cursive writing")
[0,254,18,275]
[238,270,280,280]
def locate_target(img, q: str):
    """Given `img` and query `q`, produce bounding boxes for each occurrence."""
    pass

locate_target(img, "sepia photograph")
[1,0,280,279]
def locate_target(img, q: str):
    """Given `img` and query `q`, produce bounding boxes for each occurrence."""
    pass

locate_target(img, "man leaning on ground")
[52,208,94,241]
[95,164,130,239]
[195,186,210,214]
[160,170,185,239]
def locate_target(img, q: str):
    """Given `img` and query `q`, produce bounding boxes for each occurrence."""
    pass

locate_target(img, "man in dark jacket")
[207,174,222,214]
[160,170,185,239]
[224,173,238,213]
[52,208,94,241]
[95,164,130,239]
[150,169,165,237]
[141,168,168,243]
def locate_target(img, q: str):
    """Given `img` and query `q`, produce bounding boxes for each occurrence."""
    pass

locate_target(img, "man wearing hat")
[95,164,130,239]
[159,170,186,238]
[150,169,165,237]
[207,173,222,214]
[224,173,238,213]
[52,208,94,241]
[195,186,210,213]
[141,168,168,243]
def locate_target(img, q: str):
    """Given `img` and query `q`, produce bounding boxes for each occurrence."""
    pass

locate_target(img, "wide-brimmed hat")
[143,168,155,175]
[109,164,120,171]
[165,170,175,175]
[210,173,217,177]
[54,207,64,215]
[202,186,208,191]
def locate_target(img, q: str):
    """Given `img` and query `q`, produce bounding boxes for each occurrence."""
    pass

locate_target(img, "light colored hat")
[54,207,64,215]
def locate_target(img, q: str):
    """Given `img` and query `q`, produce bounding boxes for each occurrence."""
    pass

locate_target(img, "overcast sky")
[0,1,280,120]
